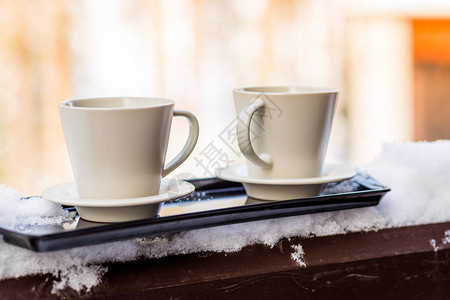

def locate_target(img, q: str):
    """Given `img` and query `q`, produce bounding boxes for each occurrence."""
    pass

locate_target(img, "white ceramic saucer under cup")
[42,179,195,223]
[215,162,356,201]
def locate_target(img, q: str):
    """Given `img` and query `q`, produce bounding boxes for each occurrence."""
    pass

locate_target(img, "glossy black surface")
[0,174,390,252]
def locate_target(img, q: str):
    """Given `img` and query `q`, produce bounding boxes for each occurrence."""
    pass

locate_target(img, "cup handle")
[162,109,199,177]
[236,97,272,168]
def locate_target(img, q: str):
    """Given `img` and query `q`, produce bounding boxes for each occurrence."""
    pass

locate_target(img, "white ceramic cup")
[233,86,338,179]
[59,97,199,199]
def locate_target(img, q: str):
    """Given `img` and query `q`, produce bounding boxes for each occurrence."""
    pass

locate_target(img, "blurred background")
[0,0,449,196]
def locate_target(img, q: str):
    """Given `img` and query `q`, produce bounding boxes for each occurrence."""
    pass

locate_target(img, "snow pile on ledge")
[0,140,449,293]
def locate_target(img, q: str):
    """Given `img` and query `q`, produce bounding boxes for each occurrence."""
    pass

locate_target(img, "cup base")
[76,203,163,223]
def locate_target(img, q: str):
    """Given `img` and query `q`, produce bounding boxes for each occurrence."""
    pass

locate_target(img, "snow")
[0,140,449,293]
[0,190,75,233]
[290,244,306,267]
[429,239,439,252]
[443,230,450,245]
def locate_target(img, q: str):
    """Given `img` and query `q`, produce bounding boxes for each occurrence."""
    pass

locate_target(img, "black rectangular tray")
[0,174,390,252]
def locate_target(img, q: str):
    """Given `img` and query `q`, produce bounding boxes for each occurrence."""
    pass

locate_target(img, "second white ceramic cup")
[233,86,338,179]
[59,97,199,199]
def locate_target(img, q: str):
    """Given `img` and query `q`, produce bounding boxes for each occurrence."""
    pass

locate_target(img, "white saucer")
[215,162,356,200]
[42,179,195,223]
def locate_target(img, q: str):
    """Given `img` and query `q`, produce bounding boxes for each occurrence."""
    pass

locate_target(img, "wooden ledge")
[1,222,450,299]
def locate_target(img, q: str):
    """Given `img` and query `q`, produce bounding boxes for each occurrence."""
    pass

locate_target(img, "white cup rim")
[59,96,175,110]
[233,86,338,95]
